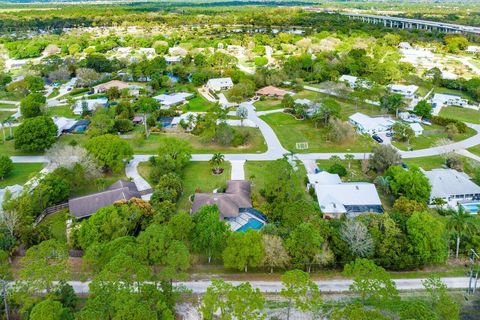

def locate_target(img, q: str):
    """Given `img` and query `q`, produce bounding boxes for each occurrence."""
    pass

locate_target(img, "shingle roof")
[68,180,140,219]
[425,169,480,200]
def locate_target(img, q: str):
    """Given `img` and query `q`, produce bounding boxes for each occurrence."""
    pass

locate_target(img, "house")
[52,116,78,137]
[466,46,480,54]
[349,112,394,135]
[430,93,468,108]
[138,47,156,58]
[388,84,419,98]
[168,46,188,57]
[409,122,424,136]
[339,75,358,88]
[294,98,321,116]
[309,171,383,219]
[153,92,193,108]
[424,169,480,206]
[68,180,142,219]
[170,112,197,130]
[205,77,233,92]
[255,86,292,98]
[165,56,182,64]
[191,180,267,232]
[398,112,421,123]
[92,80,130,94]
[73,98,108,115]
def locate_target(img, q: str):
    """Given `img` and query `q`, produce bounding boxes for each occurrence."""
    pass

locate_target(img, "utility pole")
[467,249,479,294]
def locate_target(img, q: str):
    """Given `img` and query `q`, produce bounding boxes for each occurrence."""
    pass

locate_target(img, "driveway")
[125,157,152,191]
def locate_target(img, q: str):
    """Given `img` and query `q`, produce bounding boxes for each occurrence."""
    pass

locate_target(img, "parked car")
[386,131,393,137]
[372,134,383,143]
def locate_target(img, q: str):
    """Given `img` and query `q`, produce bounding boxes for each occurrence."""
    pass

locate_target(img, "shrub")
[328,163,347,177]
[430,116,467,133]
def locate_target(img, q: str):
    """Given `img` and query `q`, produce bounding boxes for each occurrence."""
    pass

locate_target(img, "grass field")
[0,163,44,188]
[41,210,68,243]
[183,95,215,112]
[316,159,368,182]
[178,162,231,212]
[131,128,267,154]
[403,155,446,170]
[0,103,17,109]
[0,111,14,122]
[439,106,480,124]
[392,126,476,151]
[253,98,282,111]
[261,112,375,153]
[46,105,77,118]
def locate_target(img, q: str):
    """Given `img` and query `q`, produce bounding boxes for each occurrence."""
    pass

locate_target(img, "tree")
[380,93,405,114]
[392,122,414,144]
[0,156,13,180]
[446,207,478,259]
[223,230,264,272]
[414,100,433,119]
[191,205,230,263]
[286,223,323,272]
[340,220,374,258]
[328,119,356,144]
[209,153,225,174]
[89,109,115,136]
[407,212,448,266]
[14,116,57,151]
[281,269,321,320]
[423,276,460,320]
[149,137,192,181]
[369,145,401,173]
[46,143,99,176]
[344,154,355,170]
[85,134,133,173]
[385,166,431,203]
[20,93,46,118]
[262,234,290,273]
[236,105,248,126]
[328,163,347,177]
[168,213,193,242]
[30,299,70,320]
[445,123,459,140]
[343,259,398,305]
[201,279,265,320]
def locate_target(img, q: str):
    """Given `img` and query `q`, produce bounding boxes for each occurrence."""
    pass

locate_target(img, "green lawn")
[41,210,67,243]
[439,106,480,124]
[261,112,376,153]
[468,144,480,157]
[0,103,17,109]
[253,98,282,111]
[0,111,14,122]
[392,126,476,151]
[316,159,368,182]
[0,163,44,188]
[46,105,77,118]
[131,128,267,154]
[403,155,446,170]
[182,96,215,112]
[47,88,60,99]
[178,161,231,212]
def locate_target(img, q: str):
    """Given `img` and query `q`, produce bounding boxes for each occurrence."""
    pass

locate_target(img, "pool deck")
[227,211,264,231]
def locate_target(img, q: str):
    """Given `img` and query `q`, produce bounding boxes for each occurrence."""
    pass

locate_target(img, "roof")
[206,77,233,88]
[52,117,77,136]
[388,84,419,94]
[93,80,130,91]
[315,182,382,214]
[349,112,393,131]
[307,171,342,185]
[339,75,358,83]
[431,93,466,104]
[68,180,141,219]
[425,169,480,200]
[409,122,423,132]
[153,92,193,106]
[256,86,291,97]
[191,180,252,219]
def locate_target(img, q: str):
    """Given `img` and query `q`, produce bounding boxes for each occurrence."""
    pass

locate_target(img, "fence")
[35,202,69,225]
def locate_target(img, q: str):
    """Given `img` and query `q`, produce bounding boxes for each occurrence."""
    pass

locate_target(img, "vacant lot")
[253,98,282,111]
[392,126,476,151]
[261,112,375,153]
[439,106,480,124]
[0,162,44,188]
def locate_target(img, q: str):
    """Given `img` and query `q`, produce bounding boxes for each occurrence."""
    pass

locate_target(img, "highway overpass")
[341,13,480,35]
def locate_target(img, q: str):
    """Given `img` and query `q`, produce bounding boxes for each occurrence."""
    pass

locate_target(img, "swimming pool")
[74,125,87,133]
[236,218,264,232]
[462,203,480,213]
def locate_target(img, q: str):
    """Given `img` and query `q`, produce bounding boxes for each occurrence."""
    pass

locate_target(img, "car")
[386,132,393,137]
[67,87,72,91]
[372,134,383,143]
[401,162,409,169]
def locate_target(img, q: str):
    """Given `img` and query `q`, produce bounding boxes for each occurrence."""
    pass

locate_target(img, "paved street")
[42,277,471,294]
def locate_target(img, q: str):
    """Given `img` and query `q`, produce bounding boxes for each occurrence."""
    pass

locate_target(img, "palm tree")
[447,206,479,259]
[344,154,354,170]
[374,176,390,195]
[210,153,225,174]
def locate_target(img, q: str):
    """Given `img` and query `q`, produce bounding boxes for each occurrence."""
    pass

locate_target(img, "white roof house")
[310,171,383,218]
[388,84,419,98]
[153,92,193,108]
[339,75,358,88]
[349,112,394,135]
[295,98,321,116]
[206,78,233,92]
[171,112,197,131]
[430,93,468,108]
[424,168,480,205]
[409,123,424,137]
[52,117,77,137]
[165,56,182,64]
[138,48,156,58]
[168,46,188,57]
[73,98,108,115]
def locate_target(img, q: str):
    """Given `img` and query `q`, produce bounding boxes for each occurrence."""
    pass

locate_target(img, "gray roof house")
[424,168,480,204]
[68,180,141,219]
[191,180,266,231]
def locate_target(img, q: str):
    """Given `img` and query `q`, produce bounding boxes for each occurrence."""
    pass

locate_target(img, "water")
[74,125,87,133]
[236,218,264,232]
[462,203,480,213]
